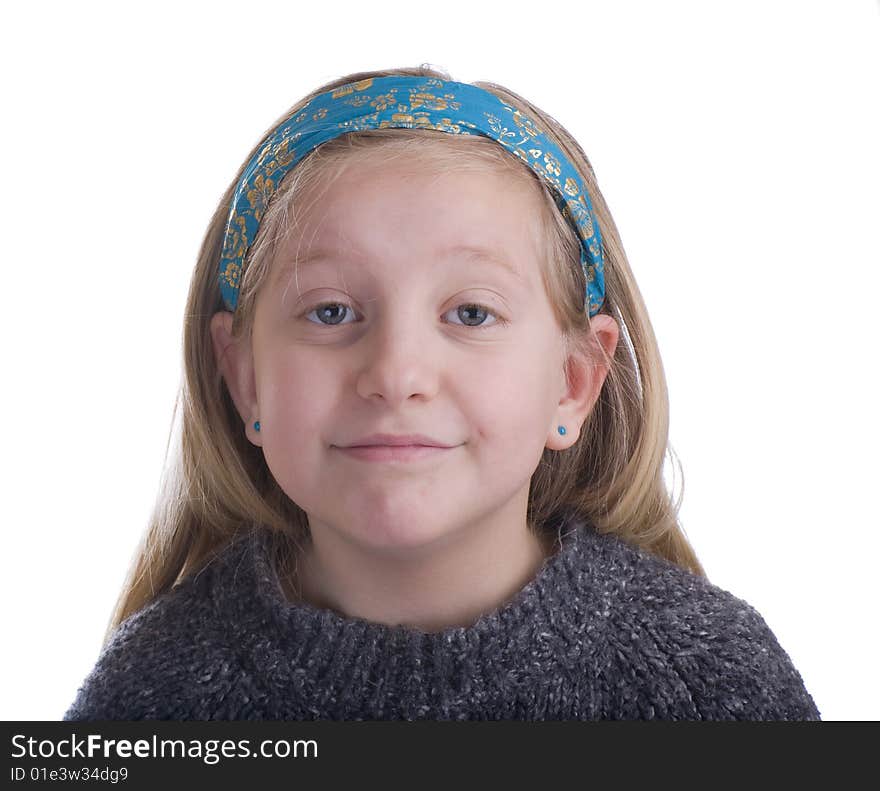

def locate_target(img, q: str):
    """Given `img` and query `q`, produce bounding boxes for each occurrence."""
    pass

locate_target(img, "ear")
[548,314,620,450]
[209,311,263,447]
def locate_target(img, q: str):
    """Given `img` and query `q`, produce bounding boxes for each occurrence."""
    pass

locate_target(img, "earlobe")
[209,311,260,442]
[548,420,579,451]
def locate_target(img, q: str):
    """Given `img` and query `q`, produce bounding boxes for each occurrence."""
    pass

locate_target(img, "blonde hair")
[103,64,705,647]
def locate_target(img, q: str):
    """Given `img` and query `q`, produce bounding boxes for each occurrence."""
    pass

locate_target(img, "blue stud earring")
[254,420,261,432]
[558,426,566,435]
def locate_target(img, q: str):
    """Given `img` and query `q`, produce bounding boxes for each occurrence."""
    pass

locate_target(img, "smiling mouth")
[334,445,455,463]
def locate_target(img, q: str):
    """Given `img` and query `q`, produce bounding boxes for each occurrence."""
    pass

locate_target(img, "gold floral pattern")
[218,76,605,316]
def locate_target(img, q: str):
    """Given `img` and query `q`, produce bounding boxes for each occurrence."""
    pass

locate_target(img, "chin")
[342,509,457,556]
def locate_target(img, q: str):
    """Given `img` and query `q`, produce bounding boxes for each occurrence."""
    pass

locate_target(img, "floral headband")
[218,75,606,317]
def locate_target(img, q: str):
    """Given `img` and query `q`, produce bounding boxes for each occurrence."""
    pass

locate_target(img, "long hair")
[103,64,705,647]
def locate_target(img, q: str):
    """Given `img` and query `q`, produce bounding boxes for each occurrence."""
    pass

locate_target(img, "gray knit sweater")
[63,511,820,720]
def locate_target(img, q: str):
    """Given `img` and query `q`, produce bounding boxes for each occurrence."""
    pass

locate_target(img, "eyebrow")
[276,244,526,284]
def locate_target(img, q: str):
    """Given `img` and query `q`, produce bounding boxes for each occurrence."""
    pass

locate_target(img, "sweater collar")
[210,508,603,659]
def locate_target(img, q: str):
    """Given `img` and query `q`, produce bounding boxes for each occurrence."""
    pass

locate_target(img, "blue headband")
[218,75,606,317]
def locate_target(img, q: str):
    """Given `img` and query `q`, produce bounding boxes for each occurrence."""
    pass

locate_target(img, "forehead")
[272,155,545,283]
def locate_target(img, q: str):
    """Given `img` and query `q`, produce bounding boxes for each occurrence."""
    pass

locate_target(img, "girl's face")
[218,155,605,555]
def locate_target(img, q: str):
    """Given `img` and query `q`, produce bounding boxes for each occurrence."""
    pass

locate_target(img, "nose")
[354,305,443,404]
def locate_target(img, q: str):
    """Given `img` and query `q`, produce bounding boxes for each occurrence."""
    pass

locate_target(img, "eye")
[302,301,507,330]
[445,303,503,330]
[304,302,356,326]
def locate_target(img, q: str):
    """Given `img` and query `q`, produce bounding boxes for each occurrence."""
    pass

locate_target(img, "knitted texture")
[64,512,820,720]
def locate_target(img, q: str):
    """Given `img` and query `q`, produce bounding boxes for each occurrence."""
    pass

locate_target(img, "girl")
[64,65,820,721]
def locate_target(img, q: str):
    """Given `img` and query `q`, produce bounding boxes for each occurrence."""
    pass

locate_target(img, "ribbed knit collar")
[209,508,607,665]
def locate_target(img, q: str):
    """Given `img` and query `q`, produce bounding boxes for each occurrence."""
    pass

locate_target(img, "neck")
[290,507,554,633]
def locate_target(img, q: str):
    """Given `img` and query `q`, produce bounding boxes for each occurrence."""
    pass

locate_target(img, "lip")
[335,445,455,463]
[343,433,455,448]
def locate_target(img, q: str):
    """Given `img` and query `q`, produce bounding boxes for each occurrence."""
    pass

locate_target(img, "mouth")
[334,444,456,463]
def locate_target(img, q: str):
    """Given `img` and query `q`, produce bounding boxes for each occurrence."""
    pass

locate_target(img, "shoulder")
[579,527,821,720]
[63,541,247,721]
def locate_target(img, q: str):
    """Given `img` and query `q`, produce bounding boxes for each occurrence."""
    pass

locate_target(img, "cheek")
[255,360,329,504]
[255,354,329,442]
[462,354,559,441]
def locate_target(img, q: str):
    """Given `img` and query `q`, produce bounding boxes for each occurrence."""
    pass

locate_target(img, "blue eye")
[306,302,354,326]
[450,304,501,329]
[303,301,507,330]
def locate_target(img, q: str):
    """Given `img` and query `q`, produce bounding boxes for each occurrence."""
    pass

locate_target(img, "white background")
[2,0,877,721]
